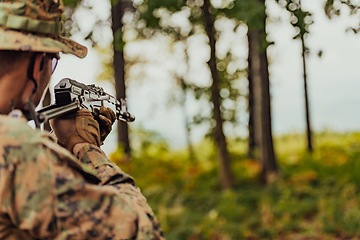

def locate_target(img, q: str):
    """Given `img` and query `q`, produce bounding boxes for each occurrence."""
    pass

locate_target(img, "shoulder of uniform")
[0,114,100,183]
[0,113,33,134]
[0,113,56,148]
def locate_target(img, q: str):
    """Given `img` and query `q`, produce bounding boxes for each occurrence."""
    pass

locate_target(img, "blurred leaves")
[275,0,313,39]
[96,46,115,84]
[324,0,360,33]
[219,0,265,30]
[62,0,81,8]
[111,130,360,239]
[325,0,360,18]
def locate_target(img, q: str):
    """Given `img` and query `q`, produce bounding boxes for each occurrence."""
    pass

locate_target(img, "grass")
[111,130,360,239]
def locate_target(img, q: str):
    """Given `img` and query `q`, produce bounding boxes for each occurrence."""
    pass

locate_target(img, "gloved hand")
[94,106,116,145]
[50,109,100,152]
[50,107,116,153]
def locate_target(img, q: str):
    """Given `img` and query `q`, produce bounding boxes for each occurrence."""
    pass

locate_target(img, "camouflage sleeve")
[0,117,165,239]
[75,143,165,239]
[75,143,136,186]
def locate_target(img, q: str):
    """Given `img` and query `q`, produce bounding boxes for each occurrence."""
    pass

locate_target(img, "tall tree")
[248,23,277,182]
[112,0,131,156]
[247,33,256,158]
[222,0,278,182]
[277,0,314,152]
[256,0,278,181]
[202,0,233,189]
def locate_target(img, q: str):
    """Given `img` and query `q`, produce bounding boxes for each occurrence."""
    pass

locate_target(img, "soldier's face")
[18,53,53,113]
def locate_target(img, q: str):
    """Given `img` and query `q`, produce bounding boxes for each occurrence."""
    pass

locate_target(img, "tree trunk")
[301,35,313,152]
[247,33,256,158]
[248,30,262,156]
[248,24,277,183]
[202,0,233,190]
[42,88,51,131]
[111,0,131,156]
[259,38,277,181]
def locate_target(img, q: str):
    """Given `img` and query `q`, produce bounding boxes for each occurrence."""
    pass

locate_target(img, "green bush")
[111,130,360,239]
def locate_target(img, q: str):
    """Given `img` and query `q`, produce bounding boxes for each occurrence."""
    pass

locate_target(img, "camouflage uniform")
[0,112,165,239]
[0,0,165,239]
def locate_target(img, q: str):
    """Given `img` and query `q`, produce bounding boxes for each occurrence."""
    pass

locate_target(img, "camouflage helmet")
[0,0,87,58]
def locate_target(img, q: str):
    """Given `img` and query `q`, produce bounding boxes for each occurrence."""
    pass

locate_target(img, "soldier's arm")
[74,142,134,185]
[48,109,165,238]
[73,142,165,239]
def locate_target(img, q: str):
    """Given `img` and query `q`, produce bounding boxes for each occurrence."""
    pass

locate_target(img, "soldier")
[0,0,165,239]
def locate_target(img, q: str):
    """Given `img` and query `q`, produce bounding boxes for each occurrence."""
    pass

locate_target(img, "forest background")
[43,0,360,239]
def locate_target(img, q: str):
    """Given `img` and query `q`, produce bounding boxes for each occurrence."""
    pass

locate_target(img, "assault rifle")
[34,78,135,128]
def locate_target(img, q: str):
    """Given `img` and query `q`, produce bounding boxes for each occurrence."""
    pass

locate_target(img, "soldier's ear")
[32,53,46,81]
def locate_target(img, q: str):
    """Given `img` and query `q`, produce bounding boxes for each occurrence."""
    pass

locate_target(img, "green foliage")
[188,50,246,137]
[325,0,360,18]
[96,46,115,84]
[219,0,265,30]
[135,0,186,39]
[215,52,246,124]
[62,0,81,8]
[111,130,360,239]
[325,0,360,33]
[276,0,313,39]
[324,0,340,18]
[133,0,249,141]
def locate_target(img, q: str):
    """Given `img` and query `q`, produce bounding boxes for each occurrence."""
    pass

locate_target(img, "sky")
[268,0,360,135]
[49,0,360,154]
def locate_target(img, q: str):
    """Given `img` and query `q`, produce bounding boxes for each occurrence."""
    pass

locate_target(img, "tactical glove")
[51,107,116,153]
[94,106,117,145]
[61,109,101,152]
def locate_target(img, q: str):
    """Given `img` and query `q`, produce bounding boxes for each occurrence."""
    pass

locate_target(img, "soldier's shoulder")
[0,114,100,181]
[0,114,59,159]
[0,113,33,134]
[0,114,45,141]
